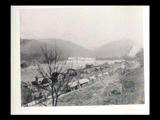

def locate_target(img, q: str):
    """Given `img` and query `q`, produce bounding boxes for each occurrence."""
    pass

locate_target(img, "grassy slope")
[91,67,144,105]
[119,67,144,104]
[56,75,117,106]
[56,67,144,106]
[98,67,144,105]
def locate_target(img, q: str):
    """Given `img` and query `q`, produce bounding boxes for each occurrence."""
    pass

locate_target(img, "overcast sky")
[20,6,143,49]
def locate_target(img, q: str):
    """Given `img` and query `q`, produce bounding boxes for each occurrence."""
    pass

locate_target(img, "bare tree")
[33,42,77,106]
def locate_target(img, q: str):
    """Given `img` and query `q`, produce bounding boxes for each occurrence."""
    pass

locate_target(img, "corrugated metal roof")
[79,78,89,84]
[89,76,96,79]
[68,81,78,88]
[104,72,109,75]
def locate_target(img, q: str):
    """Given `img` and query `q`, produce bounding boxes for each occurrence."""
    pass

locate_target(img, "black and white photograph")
[11,6,149,114]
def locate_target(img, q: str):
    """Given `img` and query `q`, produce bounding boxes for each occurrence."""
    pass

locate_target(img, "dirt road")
[42,74,119,106]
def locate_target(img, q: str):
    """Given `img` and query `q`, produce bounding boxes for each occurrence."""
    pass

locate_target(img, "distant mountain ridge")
[20,38,94,62]
[20,38,137,63]
[93,39,135,58]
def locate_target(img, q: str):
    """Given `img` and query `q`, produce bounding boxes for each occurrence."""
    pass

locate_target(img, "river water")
[21,59,125,82]
[66,59,125,69]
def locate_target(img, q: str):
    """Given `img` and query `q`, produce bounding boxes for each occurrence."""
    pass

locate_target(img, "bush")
[21,84,33,105]
[21,62,31,68]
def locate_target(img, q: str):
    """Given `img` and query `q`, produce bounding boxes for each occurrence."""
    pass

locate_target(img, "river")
[21,59,124,82]
[66,59,125,69]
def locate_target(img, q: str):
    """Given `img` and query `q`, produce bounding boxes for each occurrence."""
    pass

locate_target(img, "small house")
[67,69,77,76]
[97,74,104,80]
[27,101,36,107]
[79,78,89,87]
[104,72,109,76]
[85,64,94,69]
[34,75,43,84]
[89,75,96,81]
[57,73,65,82]
[68,81,79,91]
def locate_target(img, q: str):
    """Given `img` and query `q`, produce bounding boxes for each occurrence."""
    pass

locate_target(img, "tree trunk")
[55,96,58,106]
[51,85,54,106]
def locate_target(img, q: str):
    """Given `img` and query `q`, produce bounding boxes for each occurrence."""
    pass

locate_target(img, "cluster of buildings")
[22,45,143,106]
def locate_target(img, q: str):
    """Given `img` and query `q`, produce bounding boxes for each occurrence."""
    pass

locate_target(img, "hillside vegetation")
[20,38,141,67]
[119,67,144,104]
[20,38,94,63]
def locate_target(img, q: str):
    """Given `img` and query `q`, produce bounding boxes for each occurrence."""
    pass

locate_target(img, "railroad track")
[31,68,140,107]
[81,68,139,106]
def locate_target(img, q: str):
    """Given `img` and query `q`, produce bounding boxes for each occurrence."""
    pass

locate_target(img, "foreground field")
[46,67,144,106]
[119,67,144,104]
[44,74,119,106]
